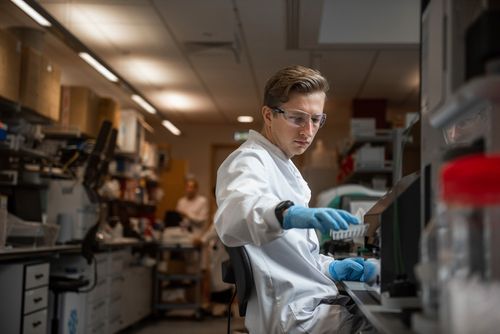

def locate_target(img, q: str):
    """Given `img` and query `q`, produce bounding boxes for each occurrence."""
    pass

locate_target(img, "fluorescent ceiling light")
[162,120,181,136]
[131,94,156,114]
[11,0,51,27]
[78,52,118,82]
[237,116,253,123]
[164,93,190,109]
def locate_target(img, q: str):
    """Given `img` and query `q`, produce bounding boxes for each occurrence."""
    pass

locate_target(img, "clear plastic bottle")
[418,204,446,319]
[438,154,500,333]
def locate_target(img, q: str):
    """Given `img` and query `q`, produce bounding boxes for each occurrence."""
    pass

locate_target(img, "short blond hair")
[263,65,329,108]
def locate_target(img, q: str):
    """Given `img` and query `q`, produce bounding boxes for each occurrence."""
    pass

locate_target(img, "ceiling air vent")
[184,35,241,63]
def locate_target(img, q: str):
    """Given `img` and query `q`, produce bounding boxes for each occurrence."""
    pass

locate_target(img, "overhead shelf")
[114,150,139,161]
[0,144,51,161]
[42,125,92,140]
[343,129,394,157]
[0,96,54,125]
[338,128,406,188]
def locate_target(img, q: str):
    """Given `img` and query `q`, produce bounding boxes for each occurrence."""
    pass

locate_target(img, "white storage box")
[117,109,145,155]
[351,118,376,136]
[355,144,385,168]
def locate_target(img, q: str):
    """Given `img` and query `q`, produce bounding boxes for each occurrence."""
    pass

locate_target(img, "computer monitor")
[364,172,421,297]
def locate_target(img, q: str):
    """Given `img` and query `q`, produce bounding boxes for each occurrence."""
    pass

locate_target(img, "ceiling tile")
[360,49,419,102]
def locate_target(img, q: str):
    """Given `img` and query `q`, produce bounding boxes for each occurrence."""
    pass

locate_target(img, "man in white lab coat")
[176,177,209,237]
[215,65,376,333]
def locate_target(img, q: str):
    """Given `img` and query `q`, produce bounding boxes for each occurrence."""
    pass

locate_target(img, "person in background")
[214,65,377,333]
[197,221,233,316]
[176,177,209,236]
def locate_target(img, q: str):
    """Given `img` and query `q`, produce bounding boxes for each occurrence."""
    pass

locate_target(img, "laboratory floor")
[123,314,246,334]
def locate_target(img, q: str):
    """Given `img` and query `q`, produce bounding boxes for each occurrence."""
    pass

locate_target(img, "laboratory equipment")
[363,172,421,308]
[438,154,500,333]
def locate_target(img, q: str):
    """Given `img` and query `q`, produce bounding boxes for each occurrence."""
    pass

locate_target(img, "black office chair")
[222,246,254,334]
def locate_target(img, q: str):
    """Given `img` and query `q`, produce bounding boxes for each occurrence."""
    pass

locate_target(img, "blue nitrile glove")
[282,206,359,234]
[361,258,379,283]
[329,258,364,281]
[329,258,378,282]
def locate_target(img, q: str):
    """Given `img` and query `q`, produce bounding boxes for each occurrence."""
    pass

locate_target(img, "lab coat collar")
[248,130,289,161]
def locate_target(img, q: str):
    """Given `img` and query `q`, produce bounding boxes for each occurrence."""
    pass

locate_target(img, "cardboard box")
[39,61,61,122]
[0,29,21,102]
[19,46,61,121]
[59,86,99,137]
[96,97,120,130]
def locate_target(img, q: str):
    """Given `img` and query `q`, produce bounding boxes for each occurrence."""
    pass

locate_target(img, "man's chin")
[291,147,307,156]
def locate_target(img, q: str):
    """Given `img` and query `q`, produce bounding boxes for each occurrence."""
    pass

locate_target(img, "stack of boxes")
[19,46,61,121]
[351,118,386,169]
[0,29,21,102]
[59,86,121,137]
[1,27,120,135]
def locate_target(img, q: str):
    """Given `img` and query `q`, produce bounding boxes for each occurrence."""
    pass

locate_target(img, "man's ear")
[262,106,273,126]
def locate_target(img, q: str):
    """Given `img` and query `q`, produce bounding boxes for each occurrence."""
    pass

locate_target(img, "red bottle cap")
[441,154,500,206]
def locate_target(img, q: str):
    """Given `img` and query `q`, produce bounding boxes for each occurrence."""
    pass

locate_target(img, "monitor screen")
[363,171,421,296]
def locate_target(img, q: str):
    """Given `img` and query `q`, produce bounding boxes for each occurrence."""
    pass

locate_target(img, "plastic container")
[438,154,500,332]
[416,204,446,320]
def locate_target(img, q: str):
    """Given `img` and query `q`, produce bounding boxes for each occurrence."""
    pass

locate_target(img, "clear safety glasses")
[272,107,327,128]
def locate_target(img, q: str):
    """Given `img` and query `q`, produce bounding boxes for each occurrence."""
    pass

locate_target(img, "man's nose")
[300,118,315,134]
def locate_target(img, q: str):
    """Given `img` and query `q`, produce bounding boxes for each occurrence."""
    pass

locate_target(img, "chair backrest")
[222,246,254,317]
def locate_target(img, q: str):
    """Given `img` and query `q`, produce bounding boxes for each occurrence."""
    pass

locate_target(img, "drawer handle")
[34,273,44,280]
[33,297,43,303]
[32,321,42,327]
[93,301,106,310]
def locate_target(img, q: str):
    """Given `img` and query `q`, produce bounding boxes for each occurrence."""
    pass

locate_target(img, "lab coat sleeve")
[318,253,336,280]
[215,149,284,247]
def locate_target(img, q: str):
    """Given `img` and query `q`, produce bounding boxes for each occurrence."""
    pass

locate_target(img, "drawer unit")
[0,261,49,334]
[47,248,151,334]
[25,263,50,289]
[88,320,106,334]
[86,297,107,324]
[109,250,126,274]
[24,286,49,314]
[108,275,124,297]
[87,276,108,302]
[22,309,47,334]
[95,253,109,278]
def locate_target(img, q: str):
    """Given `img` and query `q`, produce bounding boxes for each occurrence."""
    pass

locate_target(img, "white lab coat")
[215,130,361,334]
[176,194,209,236]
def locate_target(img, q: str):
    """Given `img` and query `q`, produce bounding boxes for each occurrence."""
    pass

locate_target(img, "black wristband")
[275,200,294,226]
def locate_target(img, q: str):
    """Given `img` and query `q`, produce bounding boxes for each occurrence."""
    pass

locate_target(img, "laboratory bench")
[339,281,416,334]
[0,244,81,262]
[0,240,155,334]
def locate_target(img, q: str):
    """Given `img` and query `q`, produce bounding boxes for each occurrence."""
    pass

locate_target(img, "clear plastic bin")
[6,213,59,247]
